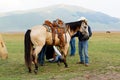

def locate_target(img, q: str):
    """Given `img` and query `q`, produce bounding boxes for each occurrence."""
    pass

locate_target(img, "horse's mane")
[66,21,83,31]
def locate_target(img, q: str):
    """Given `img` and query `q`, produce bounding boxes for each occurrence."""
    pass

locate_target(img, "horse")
[24,19,89,74]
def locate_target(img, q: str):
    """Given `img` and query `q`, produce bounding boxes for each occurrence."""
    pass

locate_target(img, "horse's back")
[31,25,45,32]
[30,25,47,46]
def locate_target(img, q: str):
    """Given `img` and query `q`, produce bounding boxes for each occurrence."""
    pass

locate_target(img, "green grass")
[0,32,120,80]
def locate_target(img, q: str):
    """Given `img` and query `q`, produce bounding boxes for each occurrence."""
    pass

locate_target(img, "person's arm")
[71,31,82,38]
[88,26,92,37]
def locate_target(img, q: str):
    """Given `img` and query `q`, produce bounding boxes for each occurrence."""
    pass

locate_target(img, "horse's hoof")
[65,65,68,68]
[57,62,60,66]
[34,69,38,74]
[65,66,68,68]
[28,68,32,73]
[29,71,32,73]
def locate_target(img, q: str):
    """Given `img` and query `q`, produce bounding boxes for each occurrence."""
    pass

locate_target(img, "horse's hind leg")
[34,62,38,74]
[32,53,38,74]
[32,46,43,74]
[28,67,32,73]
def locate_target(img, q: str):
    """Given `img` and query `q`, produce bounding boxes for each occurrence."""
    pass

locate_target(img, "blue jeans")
[78,40,89,64]
[38,45,46,65]
[70,38,76,56]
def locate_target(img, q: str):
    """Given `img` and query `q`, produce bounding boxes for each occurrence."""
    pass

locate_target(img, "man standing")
[72,17,92,66]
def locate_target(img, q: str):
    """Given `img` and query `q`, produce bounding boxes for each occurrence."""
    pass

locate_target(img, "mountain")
[0,4,120,32]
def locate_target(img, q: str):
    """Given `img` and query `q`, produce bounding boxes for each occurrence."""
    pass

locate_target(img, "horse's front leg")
[61,46,69,68]
[60,50,68,68]
[63,55,68,68]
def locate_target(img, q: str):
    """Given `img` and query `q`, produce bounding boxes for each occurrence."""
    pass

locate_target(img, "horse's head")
[66,19,88,37]
[77,17,89,38]
[79,20,89,37]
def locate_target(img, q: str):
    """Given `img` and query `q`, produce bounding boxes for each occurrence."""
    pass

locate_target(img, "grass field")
[0,32,120,80]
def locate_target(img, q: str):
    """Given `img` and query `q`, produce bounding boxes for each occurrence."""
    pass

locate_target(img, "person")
[38,45,55,66]
[38,45,47,66]
[48,46,63,63]
[70,37,76,56]
[72,17,92,66]
[38,45,63,65]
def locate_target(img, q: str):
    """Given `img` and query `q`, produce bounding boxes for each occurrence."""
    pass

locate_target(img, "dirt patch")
[70,71,120,80]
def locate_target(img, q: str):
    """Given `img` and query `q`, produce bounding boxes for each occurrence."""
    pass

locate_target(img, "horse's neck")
[68,28,76,37]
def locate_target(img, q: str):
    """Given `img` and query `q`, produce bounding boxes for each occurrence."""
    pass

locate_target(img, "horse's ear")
[82,20,88,25]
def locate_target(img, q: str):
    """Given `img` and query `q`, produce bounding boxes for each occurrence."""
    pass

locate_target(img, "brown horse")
[24,19,89,74]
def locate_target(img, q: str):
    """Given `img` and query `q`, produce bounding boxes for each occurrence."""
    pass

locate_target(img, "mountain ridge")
[0,4,120,32]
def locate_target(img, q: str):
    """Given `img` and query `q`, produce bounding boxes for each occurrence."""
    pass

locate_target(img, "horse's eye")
[84,26,87,29]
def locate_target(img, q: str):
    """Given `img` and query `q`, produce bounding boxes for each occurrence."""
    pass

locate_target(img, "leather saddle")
[43,19,66,47]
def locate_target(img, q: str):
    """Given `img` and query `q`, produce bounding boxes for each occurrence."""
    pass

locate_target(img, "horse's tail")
[24,29,32,70]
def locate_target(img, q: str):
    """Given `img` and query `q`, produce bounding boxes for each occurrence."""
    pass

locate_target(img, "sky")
[0,0,120,18]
